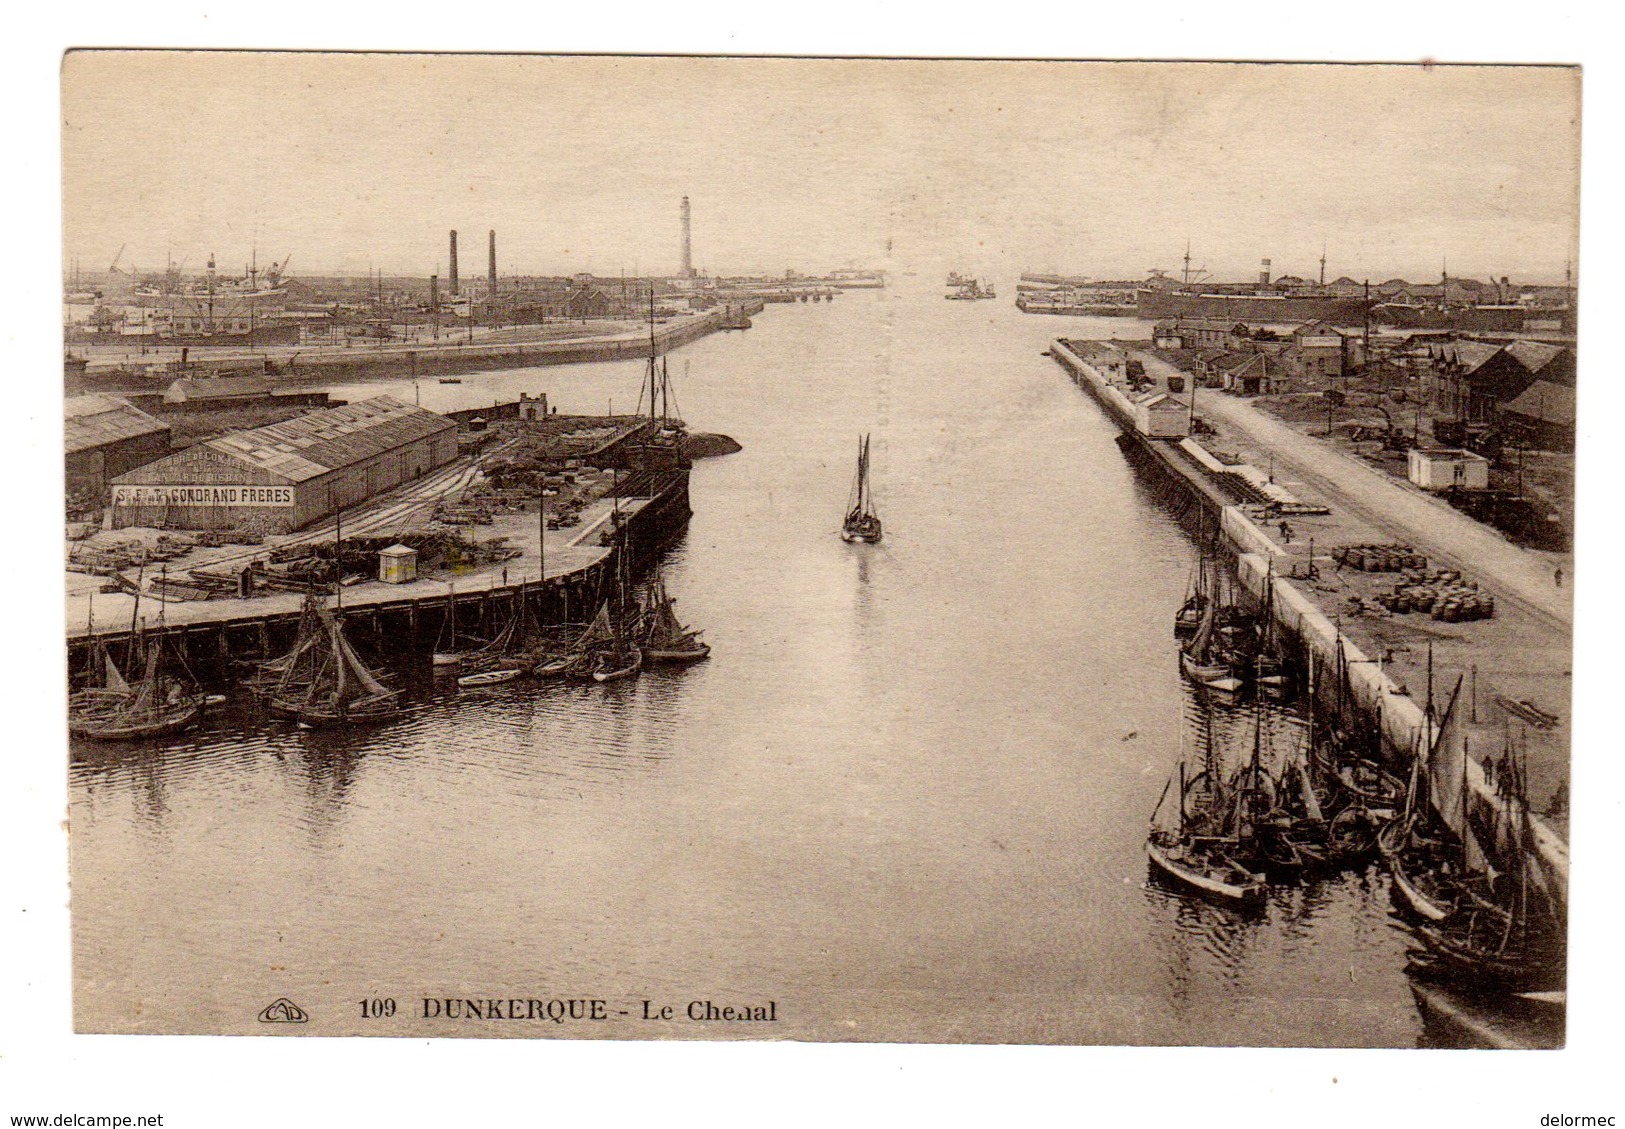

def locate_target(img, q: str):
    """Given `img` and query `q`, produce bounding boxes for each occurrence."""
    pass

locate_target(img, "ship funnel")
[1259,258,1272,286]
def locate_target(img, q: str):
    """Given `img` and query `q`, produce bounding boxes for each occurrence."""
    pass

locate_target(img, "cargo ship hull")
[1371,303,1536,332]
[1136,288,1374,324]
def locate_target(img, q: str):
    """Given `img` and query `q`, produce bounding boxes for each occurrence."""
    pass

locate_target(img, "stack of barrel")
[1378,568,1495,622]
[1336,543,1427,572]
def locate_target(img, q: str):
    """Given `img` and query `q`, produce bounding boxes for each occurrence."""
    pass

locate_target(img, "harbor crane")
[108,243,128,274]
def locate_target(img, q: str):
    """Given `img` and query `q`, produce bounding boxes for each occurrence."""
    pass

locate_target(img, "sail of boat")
[68,630,203,740]
[640,573,710,662]
[268,606,399,726]
[841,433,883,543]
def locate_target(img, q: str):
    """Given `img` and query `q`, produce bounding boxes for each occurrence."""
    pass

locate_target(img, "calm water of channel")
[70,282,1420,1045]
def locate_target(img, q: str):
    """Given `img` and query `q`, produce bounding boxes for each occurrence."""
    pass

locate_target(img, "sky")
[61,53,1581,284]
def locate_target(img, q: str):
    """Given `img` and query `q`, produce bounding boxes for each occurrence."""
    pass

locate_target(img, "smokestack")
[430,273,439,308]
[1259,258,1272,286]
[488,229,497,295]
[680,196,693,279]
[449,230,460,296]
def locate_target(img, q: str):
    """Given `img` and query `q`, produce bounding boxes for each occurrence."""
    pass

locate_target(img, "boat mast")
[860,434,870,516]
[334,492,343,613]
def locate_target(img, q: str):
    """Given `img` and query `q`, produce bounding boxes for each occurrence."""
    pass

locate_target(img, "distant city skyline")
[62,54,1580,285]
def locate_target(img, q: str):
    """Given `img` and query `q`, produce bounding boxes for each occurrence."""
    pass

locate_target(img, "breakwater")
[76,302,765,393]
[280,306,746,382]
[1048,337,1569,900]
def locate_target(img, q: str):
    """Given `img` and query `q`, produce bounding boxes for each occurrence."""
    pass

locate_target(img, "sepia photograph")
[10,16,1617,1123]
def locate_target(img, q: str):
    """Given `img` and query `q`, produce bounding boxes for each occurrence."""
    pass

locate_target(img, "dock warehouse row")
[109,394,458,533]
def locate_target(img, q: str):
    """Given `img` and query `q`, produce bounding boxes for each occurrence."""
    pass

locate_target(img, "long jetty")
[77,301,765,388]
[1048,338,1568,901]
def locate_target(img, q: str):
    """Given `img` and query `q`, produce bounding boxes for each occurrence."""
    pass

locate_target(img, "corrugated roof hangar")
[110,395,457,532]
[65,394,174,494]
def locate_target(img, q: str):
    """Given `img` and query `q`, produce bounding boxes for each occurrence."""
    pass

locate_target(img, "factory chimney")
[488,229,497,295]
[449,230,460,296]
[430,273,439,308]
[680,196,694,279]
[1258,258,1272,287]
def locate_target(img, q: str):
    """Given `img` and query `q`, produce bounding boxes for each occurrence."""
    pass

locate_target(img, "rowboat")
[644,640,711,662]
[457,668,524,688]
[592,646,643,683]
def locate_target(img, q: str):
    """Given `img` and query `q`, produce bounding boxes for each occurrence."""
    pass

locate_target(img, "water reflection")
[70,286,1423,1045]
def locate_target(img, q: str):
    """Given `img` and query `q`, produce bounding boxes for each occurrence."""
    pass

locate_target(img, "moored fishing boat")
[269,606,403,726]
[1146,735,1267,906]
[640,572,710,663]
[1146,830,1267,905]
[68,643,204,740]
[69,589,206,741]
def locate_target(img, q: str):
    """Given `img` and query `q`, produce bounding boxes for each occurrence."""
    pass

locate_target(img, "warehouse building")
[110,395,457,532]
[65,394,173,494]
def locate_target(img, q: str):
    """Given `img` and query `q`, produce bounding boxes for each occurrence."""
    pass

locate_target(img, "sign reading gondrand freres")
[110,485,296,507]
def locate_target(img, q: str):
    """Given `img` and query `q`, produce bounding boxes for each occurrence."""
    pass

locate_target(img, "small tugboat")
[841,434,884,544]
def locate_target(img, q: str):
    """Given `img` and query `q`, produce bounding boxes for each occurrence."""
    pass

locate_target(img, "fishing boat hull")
[534,654,584,678]
[841,525,883,544]
[282,703,405,727]
[1377,821,1457,923]
[1405,923,1564,995]
[69,700,202,741]
[1409,981,1565,1050]
[1146,834,1266,905]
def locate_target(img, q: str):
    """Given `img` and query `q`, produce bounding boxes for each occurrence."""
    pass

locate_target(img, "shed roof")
[204,395,454,484]
[1502,380,1575,426]
[1503,340,1569,375]
[64,394,169,455]
[1215,351,1268,372]
[1431,341,1502,374]
[1137,392,1188,409]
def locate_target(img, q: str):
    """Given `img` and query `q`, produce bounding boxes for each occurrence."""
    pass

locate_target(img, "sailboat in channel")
[841,434,883,544]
